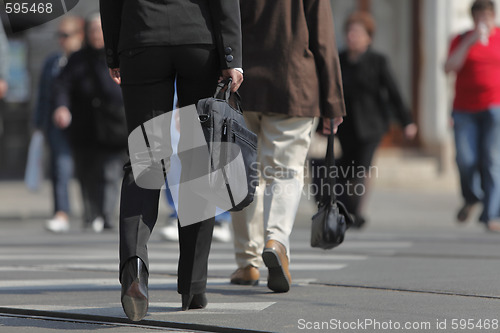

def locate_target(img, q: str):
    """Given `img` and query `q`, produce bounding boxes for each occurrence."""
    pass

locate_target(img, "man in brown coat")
[230,0,345,292]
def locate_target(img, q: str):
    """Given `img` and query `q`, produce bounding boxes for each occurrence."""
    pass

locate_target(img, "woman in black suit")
[99,0,243,321]
[336,12,417,227]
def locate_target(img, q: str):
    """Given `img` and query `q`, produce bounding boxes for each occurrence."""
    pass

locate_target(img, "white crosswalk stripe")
[0,241,412,274]
[0,236,412,317]
[4,302,277,315]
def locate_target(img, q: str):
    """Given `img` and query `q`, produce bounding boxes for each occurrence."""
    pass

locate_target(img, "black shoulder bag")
[311,121,354,249]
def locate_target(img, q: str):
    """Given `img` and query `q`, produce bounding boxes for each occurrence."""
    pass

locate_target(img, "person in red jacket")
[445,0,500,231]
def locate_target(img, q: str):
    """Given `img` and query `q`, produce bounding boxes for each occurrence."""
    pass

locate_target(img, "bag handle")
[322,119,355,227]
[214,77,243,113]
[215,78,232,101]
[324,119,337,204]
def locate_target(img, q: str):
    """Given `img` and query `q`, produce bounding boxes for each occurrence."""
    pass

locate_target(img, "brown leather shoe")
[230,265,260,286]
[262,240,291,293]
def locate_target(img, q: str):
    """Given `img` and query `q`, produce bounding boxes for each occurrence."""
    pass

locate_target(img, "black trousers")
[119,45,218,294]
[336,132,380,218]
[73,148,125,227]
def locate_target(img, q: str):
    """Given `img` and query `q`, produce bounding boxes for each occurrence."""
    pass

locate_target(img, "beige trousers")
[231,112,317,268]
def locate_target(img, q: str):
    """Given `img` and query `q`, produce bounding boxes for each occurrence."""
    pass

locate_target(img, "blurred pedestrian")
[230,0,345,293]
[0,18,9,139]
[0,19,8,100]
[35,16,84,233]
[330,11,417,229]
[52,14,128,233]
[99,0,243,321]
[444,0,500,231]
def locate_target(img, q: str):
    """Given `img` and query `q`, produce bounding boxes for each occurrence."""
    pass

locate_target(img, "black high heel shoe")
[121,257,149,321]
[181,293,207,311]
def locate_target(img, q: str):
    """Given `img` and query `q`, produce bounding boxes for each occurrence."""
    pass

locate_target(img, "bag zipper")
[234,131,257,149]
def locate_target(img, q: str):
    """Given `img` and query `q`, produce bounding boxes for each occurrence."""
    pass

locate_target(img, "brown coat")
[239,0,345,118]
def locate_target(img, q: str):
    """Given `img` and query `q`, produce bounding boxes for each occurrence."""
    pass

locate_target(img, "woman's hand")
[0,79,8,99]
[220,68,243,92]
[53,106,72,129]
[109,68,121,85]
[322,117,344,135]
[404,123,418,140]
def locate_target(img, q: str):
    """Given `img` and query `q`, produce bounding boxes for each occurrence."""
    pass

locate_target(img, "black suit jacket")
[339,49,413,142]
[99,0,242,70]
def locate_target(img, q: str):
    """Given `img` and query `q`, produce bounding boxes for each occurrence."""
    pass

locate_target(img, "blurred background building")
[0,0,498,181]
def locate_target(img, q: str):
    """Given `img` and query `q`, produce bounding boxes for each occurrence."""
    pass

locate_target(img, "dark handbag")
[196,79,258,211]
[311,121,354,249]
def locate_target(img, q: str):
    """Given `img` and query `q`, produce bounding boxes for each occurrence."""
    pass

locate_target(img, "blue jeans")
[453,107,500,223]
[47,126,73,214]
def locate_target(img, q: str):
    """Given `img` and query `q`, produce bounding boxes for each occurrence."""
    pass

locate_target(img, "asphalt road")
[1,182,500,332]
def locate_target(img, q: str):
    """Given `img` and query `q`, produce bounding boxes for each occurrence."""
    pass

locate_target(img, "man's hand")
[322,117,343,135]
[220,69,243,92]
[444,29,481,73]
[109,68,121,85]
[0,79,8,99]
[53,106,72,129]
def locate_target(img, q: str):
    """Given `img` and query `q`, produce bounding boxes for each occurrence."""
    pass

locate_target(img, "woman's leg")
[337,131,379,225]
[174,45,219,295]
[101,151,126,228]
[336,133,362,217]
[73,149,98,227]
[47,126,73,216]
[118,47,176,276]
[349,140,380,221]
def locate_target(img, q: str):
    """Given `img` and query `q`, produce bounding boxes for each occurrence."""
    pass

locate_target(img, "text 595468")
[4,2,53,14]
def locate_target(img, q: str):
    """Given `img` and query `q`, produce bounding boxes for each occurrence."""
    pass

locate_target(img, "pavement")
[1,155,500,333]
